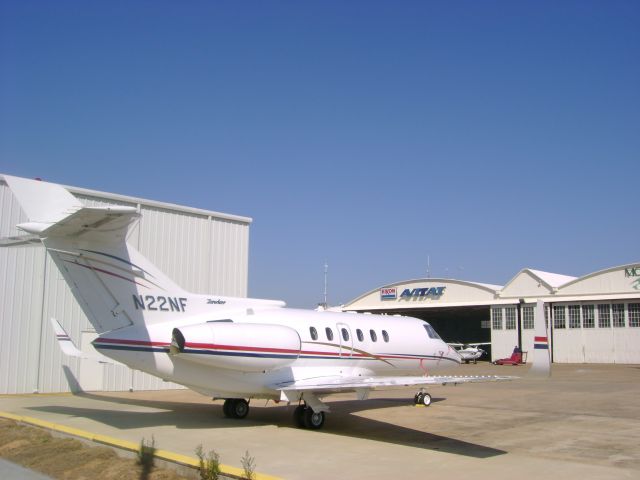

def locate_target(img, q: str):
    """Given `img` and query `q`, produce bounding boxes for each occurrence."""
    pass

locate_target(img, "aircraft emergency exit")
[2,175,540,430]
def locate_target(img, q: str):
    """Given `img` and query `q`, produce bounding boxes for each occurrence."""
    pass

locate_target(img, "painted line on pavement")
[0,411,281,480]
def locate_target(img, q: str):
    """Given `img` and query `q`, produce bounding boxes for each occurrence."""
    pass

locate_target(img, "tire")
[414,392,424,405]
[421,393,432,406]
[293,405,306,428]
[231,399,250,419]
[303,408,325,430]
[222,399,234,418]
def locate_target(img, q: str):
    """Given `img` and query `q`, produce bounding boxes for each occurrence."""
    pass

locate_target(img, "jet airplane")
[2,175,538,430]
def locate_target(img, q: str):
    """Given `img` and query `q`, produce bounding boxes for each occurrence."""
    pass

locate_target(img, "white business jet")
[2,175,525,430]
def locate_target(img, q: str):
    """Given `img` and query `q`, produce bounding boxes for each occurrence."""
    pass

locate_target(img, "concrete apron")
[1,363,639,480]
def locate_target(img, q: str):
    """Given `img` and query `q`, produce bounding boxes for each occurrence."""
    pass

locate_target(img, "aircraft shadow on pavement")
[27,393,505,459]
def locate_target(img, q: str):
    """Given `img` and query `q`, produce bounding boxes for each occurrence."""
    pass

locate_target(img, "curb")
[0,411,281,480]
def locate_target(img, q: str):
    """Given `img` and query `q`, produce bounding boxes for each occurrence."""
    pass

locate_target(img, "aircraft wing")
[50,318,118,364]
[272,373,516,394]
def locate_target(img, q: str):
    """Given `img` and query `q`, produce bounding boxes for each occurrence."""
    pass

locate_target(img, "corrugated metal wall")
[0,179,251,394]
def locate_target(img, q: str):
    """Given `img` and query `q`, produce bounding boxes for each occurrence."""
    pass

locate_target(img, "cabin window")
[356,329,364,342]
[310,326,318,340]
[423,323,441,340]
[382,330,389,342]
[341,328,349,341]
[325,327,334,341]
[369,329,377,342]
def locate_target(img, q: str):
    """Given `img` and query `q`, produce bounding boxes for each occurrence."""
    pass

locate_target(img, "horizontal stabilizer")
[4,175,139,244]
[17,205,139,243]
[3,175,82,224]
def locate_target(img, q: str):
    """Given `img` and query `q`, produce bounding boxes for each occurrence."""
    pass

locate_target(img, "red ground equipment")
[493,349,527,365]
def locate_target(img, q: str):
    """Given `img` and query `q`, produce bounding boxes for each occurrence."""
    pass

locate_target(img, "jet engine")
[169,322,301,372]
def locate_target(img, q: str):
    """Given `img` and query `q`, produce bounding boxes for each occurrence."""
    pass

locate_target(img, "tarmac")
[1,363,639,480]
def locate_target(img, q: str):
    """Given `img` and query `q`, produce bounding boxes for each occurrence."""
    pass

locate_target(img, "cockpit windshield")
[423,323,441,340]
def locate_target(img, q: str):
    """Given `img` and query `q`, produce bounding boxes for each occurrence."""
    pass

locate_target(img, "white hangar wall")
[492,266,640,364]
[0,176,251,394]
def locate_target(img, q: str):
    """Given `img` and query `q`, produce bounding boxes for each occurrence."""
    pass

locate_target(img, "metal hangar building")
[341,265,640,364]
[0,174,252,394]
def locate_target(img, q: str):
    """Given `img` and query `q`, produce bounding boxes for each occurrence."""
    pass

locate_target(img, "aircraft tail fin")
[3,175,186,334]
[529,299,551,377]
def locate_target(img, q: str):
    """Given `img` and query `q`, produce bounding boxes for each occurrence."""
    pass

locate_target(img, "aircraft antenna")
[323,261,328,308]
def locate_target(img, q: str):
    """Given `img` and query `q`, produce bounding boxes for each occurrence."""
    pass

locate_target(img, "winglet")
[529,299,551,377]
[50,318,84,357]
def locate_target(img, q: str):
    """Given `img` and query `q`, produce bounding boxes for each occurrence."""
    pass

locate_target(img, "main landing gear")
[221,398,326,429]
[414,391,432,406]
[223,398,250,419]
[293,403,325,430]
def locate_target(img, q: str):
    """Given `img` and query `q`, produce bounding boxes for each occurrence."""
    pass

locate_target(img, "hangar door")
[360,306,492,356]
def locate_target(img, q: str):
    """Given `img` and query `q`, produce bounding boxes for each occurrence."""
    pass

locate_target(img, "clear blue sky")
[1,1,638,308]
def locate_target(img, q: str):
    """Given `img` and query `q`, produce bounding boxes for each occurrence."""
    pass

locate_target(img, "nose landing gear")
[414,391,432,406]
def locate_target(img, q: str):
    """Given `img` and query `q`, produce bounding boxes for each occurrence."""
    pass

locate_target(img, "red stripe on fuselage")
[95,338,440,362]
[96,338,170,347]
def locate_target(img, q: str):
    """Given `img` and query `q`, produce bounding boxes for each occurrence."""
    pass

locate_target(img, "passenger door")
[336,323,353,358]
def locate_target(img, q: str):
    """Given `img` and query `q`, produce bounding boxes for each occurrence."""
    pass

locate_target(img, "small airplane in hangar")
[2,175,548,430]
[448,342,491,364]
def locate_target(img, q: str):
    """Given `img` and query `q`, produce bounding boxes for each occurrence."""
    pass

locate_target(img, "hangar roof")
[526,269,577,288]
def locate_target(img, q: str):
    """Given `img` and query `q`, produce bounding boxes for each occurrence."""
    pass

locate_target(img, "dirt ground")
[0,418,191,480]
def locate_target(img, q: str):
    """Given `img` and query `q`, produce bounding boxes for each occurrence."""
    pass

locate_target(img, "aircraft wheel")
[231,399,250,419]
[421,393,432,406]
[293,405,306,428]
[222,399,234,418]
[414,392,423,405]
[303,408,325,430]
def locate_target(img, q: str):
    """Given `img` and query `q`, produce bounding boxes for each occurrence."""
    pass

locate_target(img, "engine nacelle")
[170,322,301,372]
